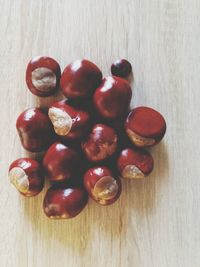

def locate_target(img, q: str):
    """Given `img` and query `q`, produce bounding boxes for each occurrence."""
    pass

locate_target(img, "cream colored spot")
[32,67,56,92]
[126,129,155,147]
[48,107,72,136]
[9,167,29,194]
[49,214,69,220]
[92,176,118,201]
[122,165,145,179]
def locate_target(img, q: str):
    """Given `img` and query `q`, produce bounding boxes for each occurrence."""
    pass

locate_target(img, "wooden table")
[1,1,199,266]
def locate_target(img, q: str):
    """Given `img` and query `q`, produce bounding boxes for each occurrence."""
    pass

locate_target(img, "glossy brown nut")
[60,59,102,99]
[83,166,121,205]
[16,108,55,152]
[26,56,61,97]
[8,158,44,196]
[93,76,132,119]
[43,142,81,182]
[43,185,88,219]
[111,59,132,78]
[117,148,154,179]
[82,124,118,162]
[48,99,90,140]
[125,107,166,147]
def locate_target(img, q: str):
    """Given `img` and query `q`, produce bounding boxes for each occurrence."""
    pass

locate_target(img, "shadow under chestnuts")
[9,57,167,220]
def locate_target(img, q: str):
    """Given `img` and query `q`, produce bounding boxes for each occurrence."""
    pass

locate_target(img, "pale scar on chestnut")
[126,129,155,147]
[92,176,119,200]
[9,167,29,193]
[32,67,57,92]
[122,165,145,179]
[49,214,69,220]
[102,137,117,156]
[48,107,73,136]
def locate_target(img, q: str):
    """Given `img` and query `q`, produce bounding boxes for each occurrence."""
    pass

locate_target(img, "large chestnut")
[48,99,90,140]
[93,76,132,119]
[82,124,118,162]
[111,59,132,78]
[60,59,102,99]
[16,108,55,152]
[26,56,61,97]
[83,166,121,205]
[43,142,81,182]
[117,148,154,179]
[125,107,166,147]
[43,185,88,219]
[8,158,44,196]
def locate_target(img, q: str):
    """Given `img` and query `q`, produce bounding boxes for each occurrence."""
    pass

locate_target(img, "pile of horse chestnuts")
[9,57,166,219]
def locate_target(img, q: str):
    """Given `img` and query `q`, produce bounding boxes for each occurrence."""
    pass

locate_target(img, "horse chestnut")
[83,166,121,205]
[125,107,166,147]
[111,59,132,78]
[82,124,118,162]
[43,185,88,219]
[117,148,154,179]
[60,59,102,99]
[8,158,44,196]
[16,108,55,152]
[48,99,90,140]
[26,56,61,97]
[43,142,80,182]
[93,76,132,119]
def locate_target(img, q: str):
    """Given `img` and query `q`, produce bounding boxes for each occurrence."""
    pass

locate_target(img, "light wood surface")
[1,1,200,266]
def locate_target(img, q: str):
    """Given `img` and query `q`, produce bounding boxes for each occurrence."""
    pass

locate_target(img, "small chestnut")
[48,99,90,140]
[60,59,102,99]
[82,124,118,162]
[8,158,44,196]
[83,166,121,205]
[43,185,88,219]
[125,107,166,147]
[93,76,132,119]
[117,148,154,179]
[16,108,55,152]
[26,56,61,97]
[111,59,132,78]
[43,142,81,182]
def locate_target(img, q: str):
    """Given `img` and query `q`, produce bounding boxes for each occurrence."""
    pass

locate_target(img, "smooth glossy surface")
[26,56,61,97]
[82,124,118,162]
[16,108,55,152]
[111,59,132,78]
[60,59,102,99]
[48,99,90,140]
[93,76,132,118]
[125,107,166,147]
[9,158,44,196]
[43,185,88,219]
[83,166,121,205]
[117,148,154,179]
[43,142,80,182]
[1,2,198,266]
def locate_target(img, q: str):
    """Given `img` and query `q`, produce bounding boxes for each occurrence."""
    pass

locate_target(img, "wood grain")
[0,0,200,266]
